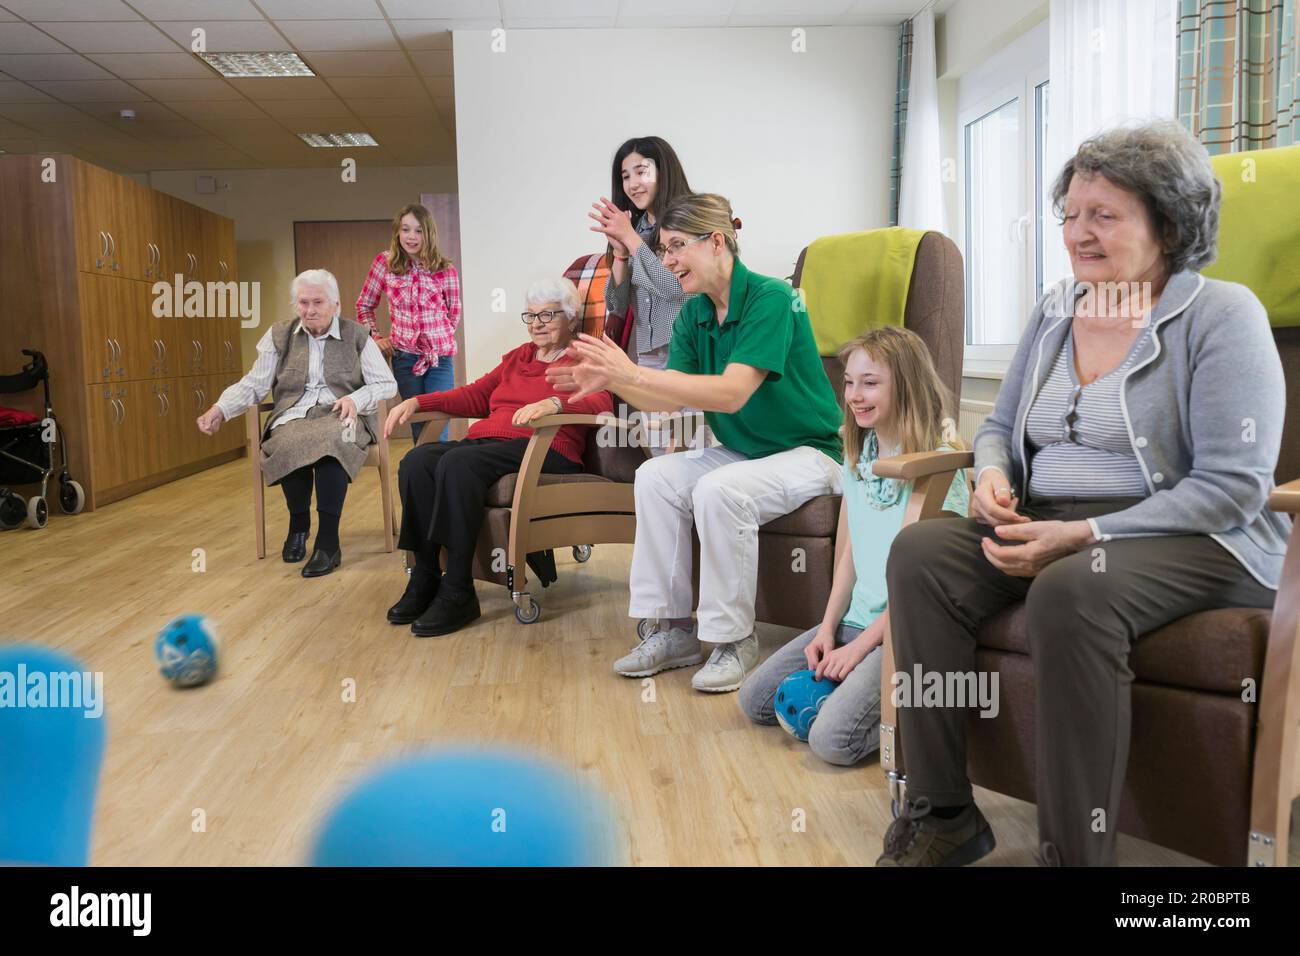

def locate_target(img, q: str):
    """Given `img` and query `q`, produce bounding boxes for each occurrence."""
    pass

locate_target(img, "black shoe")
[282,531,308,563]
[387,571,440,625]
[411,585,481,637]
[301,548,341,578]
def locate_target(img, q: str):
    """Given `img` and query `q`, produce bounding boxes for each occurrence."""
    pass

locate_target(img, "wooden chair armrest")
[872,449,975,480]
[527,412,622,429]
[1268,477,1300,513]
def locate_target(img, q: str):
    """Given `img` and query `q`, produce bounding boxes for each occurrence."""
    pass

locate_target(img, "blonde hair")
[838,326,962,477]
[658,192,740,255]
[386,203,451,275]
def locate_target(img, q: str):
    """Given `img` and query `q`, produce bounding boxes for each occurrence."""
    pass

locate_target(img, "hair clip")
[732,217,743,230]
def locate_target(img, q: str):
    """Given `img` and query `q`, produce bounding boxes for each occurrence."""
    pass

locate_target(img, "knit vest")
[268,317,377,444]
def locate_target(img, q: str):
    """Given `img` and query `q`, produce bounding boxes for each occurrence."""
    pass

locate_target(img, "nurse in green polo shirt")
[547,192,843,693]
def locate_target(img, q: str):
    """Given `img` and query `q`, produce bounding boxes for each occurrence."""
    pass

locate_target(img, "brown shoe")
[876,797,996,866]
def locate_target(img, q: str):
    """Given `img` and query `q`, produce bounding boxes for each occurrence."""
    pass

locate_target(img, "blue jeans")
[737,621,881,767]
[392,349,454,443]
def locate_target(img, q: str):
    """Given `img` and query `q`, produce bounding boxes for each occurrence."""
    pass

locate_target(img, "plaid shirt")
[355,251,461,376]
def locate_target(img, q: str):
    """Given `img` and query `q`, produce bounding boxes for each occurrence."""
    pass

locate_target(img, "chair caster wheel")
[514,599,541,624]
[572,544,592,562]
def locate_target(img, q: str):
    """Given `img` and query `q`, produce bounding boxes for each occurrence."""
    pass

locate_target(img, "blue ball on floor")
[310,748,618,867]
[774,669,836,741]
[154,614,221,687]
[0,645,106,866]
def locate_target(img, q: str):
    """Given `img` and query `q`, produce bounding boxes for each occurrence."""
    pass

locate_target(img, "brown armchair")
[401,408,648,623]
[682,230,966,629]
[872,325,1300,866]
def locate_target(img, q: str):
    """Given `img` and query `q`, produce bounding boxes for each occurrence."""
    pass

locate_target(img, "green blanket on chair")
[1206,144,1300,328]
[800,227,928,355]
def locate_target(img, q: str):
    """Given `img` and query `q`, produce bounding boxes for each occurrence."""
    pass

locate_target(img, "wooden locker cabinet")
[0,155,245,511]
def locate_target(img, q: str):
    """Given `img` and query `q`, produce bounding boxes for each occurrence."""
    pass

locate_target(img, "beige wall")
[452,26,898,382]
[145,165,457,361]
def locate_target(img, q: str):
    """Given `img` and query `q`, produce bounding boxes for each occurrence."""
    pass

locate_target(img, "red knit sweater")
[415,343,613,463]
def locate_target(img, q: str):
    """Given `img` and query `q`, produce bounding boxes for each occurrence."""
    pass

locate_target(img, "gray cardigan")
[974,270,1291,589]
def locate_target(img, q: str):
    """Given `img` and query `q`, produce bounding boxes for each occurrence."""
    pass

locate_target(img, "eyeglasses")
[520,310,566,325]
[653,234,711,261]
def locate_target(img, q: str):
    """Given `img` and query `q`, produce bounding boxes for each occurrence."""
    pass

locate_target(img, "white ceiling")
[0,1,933,173]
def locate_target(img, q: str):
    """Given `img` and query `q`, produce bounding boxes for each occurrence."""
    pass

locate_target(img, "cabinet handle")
[198,341,205,362]
[111,398,122,425]
[162,392,170,415]
[198,388,206,406]
[156,391,165,416]
[119,397,126,423]
[104,338,113,376]
[113,338,124,375]
[97,231,107,267]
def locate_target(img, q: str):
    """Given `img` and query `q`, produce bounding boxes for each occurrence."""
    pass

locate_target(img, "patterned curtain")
[889,19,913,227]
[1281,0,1299,142]
[1178,0,1300,153]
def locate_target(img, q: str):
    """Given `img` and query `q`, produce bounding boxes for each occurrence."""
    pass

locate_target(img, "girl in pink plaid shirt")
[356,203,461,443]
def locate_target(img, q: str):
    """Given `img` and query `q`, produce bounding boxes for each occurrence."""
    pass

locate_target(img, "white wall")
[453,25,898,380]
[146,164,457,360]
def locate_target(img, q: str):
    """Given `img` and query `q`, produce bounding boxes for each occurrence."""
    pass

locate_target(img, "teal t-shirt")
[840,438,970,631]
[665,257,842,461]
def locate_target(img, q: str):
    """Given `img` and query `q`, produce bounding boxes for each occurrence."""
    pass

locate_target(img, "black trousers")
[884,494,1275,865]
[397,438,581,588]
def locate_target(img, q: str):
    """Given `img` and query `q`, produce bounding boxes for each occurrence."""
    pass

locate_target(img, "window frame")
[956,23,1050,377]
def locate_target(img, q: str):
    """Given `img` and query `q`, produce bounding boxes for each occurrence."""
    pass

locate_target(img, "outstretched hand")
[545,333,636,401]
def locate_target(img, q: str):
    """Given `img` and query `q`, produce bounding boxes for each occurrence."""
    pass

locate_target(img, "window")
[957,21,1050,374]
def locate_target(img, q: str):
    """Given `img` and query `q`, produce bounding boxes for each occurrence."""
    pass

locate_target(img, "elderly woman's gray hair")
[290,268,342,315]
[1051,120,1221,275]
[525,276,582,330]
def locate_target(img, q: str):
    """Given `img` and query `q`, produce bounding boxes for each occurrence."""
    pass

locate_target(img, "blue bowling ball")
[154,614,221,687]
[774,669,835,741]
[311,748,618,867]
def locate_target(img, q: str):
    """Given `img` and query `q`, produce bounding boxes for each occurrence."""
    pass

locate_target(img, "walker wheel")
[59,480,85,515]
[572,544,592,563]
[514,600,542,625]
[0,494,24,530]
[636,618,655,640]
[26,495,48,529]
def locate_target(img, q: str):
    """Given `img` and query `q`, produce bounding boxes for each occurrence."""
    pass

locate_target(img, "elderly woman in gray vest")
[197,269,397,577]
[877,121,1288,868]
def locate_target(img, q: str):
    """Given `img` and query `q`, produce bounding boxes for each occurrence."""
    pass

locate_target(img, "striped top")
[603,213,687,355]
[1025,327,1150,498]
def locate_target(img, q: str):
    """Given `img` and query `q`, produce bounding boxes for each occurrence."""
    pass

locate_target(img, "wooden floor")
[2,442,1296,867]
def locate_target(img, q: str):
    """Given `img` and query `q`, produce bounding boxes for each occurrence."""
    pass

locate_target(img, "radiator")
[957,399,994,445]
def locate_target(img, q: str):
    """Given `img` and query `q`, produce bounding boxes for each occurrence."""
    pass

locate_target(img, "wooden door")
[84,383,123,490]
[292,219,392,335]
[170,198,203,284]
[73,160,120,276]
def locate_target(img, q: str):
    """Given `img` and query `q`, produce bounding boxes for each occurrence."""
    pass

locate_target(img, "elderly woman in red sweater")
[383,276,613,637]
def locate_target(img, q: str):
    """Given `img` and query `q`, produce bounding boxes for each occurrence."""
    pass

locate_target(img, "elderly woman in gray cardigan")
[197,269,397,578]
[876,121,1288,868]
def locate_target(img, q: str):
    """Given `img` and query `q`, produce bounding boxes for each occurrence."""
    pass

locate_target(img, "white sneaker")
[691,634,760,693]
[613,626,704,677]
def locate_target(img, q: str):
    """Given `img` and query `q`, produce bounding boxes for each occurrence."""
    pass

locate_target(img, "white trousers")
[628,444,843,643]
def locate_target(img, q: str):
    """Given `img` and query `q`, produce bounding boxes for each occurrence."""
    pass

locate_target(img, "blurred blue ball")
[774,669,835,741]
[311,748,618,867]
[154,614,220,687]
